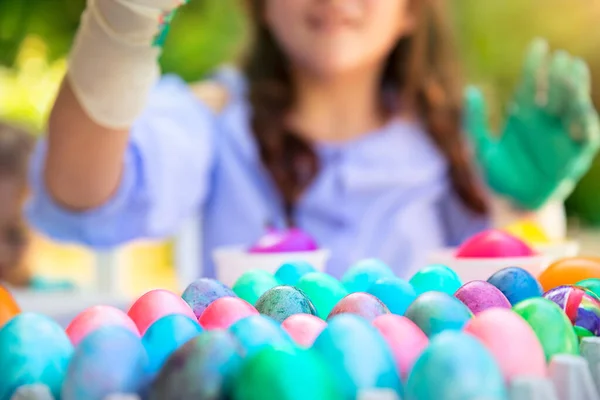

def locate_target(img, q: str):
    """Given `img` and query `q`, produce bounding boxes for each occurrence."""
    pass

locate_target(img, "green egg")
[255,286,317,323]
[295,272,348,320]
[512,297,579,361]
[409,264,462,296]
[232,270,279,305]
[577,278,600,299]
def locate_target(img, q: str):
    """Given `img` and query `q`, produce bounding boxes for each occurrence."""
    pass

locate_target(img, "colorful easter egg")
[248,227,318,253]
[232,270,279,305]
[487,267,544,305]
[577,278,600,298]
[312,314,403,398]
[454,280,511,315]
[543,285,600,338]
[367,277,416,315]
[464,308,546,380]
[181,278,236,319]
[405,331,507,400]
[275,261,316,286]
[295,272,348,319]
[0,284,19,328]
[148,330,244,400]
[255,286,317,323]
[0,313,73,400]
[404,292,472,337]
[538,257,600,291]
[232,346,343,400]
[281,314,327,348]
[199,297,259,330]
[409,264,462,295]
[456,229,535,258]
[512,297,579,361]
[142,314,203,375]
[341,259,395,293]
[327,292,390,321]
[229,315,295,356]
[127,289,196,335]
[66,305,139,347]
[62,326,148,400]
[372,315,429,380]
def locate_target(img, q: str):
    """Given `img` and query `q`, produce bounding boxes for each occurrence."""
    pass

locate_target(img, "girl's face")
[264,0,413,79]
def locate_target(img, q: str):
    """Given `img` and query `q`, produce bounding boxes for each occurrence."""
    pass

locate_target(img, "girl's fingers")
[520,38,550,104]
[545,50,571,116]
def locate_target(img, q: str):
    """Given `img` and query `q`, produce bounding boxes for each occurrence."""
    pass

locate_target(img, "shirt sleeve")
[25,75,216,248]
[439,188,491,247]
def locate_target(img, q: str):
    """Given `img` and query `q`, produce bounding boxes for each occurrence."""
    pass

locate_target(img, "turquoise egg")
[142,314,203,375]
[229,315,295,356]
[275,261,316,286]
[487,267,543,305]
[367,277,417,315]
[406,331,507,400]
[62,326,149,400]
[0,313,73,400]
[296,272,348,320]
[312,314,402,398]
[409,264,462,295]
[254,286,317,323]
[233,270,279,305]
[404,292,472,337]
[341,259,396,293]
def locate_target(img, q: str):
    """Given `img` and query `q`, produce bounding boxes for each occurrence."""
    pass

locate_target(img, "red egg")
[127,289,196,335]
[281,313,327,348]
[456,229,535,258]
[199,297,259,330]
[66,305,139,347]
[327,292,390,321]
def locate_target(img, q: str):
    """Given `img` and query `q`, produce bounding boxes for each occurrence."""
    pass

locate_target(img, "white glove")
[68,0,186,129]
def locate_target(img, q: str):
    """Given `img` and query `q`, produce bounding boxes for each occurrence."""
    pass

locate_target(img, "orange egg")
[538,257,600,291]
[0,284,20,327]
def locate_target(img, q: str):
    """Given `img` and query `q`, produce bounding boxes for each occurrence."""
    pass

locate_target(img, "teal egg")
[406,331,507,400]
[404,292,472,337]
[312,314,402,398]
[62,326,149,400]
[367,277,417,315]
[296,272,348,320]
[142,314,203,375]
[229,315,295,356]
[409,264,462,295]
[233,270,279,305]
[255,286,317,323]
[0,313,73,400]
[275,261,316,286]
[341,259,396,293]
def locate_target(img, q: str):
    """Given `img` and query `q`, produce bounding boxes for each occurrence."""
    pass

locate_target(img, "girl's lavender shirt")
[25,69,488,279]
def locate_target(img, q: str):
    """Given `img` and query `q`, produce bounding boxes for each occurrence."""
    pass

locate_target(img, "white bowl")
[533,240,580,261]
[212,246,331,287]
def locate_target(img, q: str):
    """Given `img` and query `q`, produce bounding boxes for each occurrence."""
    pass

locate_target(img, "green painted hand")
[465,39,600,210]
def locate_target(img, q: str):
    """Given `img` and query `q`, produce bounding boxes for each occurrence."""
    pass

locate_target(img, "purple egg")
[454,281,511,315]
[327,292,390,321]
[181,278,236,319]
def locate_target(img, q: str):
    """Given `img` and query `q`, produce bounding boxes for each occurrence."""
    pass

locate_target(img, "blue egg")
[409,264,463,295]
[275,261,316,286]
[143,314,203,375]
[182,278,236,319]
[404,292,472,337]
[367,277,417,315]
[487,267,543,305]
[0,313,73,400]
[228,315,294,356]
[406,331,507,400]
[62,326,149,400]
[341,259,396,293]
[312,314,402,398]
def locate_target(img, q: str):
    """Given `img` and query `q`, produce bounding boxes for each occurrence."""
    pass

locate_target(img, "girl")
[27,0,599,278]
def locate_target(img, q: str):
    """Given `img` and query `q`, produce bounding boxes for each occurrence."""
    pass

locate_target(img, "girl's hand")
[465,38,600,210]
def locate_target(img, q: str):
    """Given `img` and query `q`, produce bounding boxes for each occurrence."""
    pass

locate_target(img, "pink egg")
[372,314,429,380]
[464,308,546,380]
[454,281,511,315]
[127,289,196,335]
[66,305,139,346]
[455,229,535,258]
[281,313,327,348]
[199,297,259,330]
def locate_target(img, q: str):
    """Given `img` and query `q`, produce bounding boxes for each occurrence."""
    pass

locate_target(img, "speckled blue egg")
[409,264,463,295]
[404,292,472,337]
[367,277,417,315]
[182,278,236,319]
[254,286,317,323]
[142,314,203,375]
[229,315,295,356]
[487,267,543,305]
[275,261,316,286]
[406,331,507,400]
[62,326,149,400]
[341,259,396,293]
[312,314,402,398]
[0,313,73,400]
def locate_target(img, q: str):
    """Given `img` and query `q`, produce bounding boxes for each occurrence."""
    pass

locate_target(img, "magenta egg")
[456,229,535,258]
[127,289,196,335]
[66,305,139,347]
[455,281,511,315]
[281,313,327,348]
[327,292,390,321]
[199,297,259,330]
